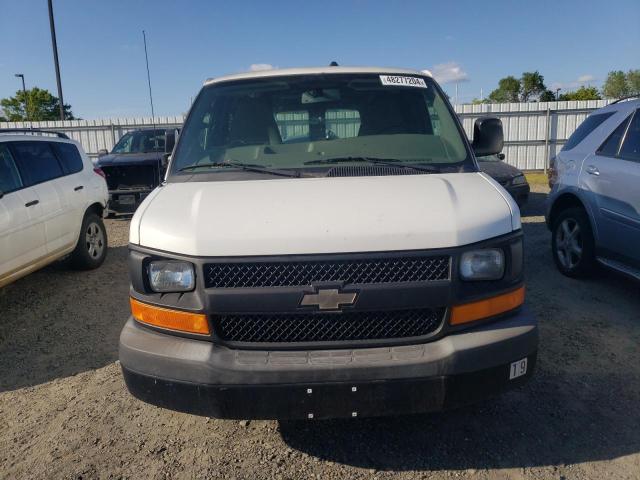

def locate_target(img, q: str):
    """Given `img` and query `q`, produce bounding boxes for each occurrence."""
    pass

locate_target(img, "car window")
[0,144,24,194]
[171,74,472,176]
[11,141,64,187]
[598,114,632,157]
[112,130,166,154]
[275,111,310,142]
[52,142,84,174]
[619,110,640,161]
[562,112,615,151]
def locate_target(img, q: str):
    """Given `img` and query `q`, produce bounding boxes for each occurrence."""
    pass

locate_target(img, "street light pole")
[47,0,65,121]
[14,73,27,120]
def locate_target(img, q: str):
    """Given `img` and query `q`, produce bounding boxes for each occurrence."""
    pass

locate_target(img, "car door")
[10,141,72,256]
[51,141,88,242]
[0,143,47,283]
[581,109,640,267]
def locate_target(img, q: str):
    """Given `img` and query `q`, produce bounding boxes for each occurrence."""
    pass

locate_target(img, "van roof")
[204,66,433,86]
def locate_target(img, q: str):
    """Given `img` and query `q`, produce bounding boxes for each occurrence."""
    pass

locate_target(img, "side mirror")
[98,149,109,157]
[472,116,504,157]
[162,153,171,168]
[164,130,176,153]
[497,153,505,161]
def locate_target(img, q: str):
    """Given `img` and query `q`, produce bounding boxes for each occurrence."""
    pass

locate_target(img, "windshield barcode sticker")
[379,75,427,88]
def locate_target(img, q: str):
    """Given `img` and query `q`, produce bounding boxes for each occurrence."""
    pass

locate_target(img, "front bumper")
[119,306,538,419]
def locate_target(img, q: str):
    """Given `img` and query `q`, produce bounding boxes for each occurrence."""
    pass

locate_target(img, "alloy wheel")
[555,218,583,270]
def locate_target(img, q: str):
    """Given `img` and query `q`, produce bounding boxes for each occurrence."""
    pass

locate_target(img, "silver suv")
[547,98,640,279]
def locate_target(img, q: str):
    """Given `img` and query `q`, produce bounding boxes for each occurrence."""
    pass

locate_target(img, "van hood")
[97,152,162,167]
[131,173,519,256]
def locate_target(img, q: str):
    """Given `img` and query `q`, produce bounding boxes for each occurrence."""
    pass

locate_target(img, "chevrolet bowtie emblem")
[300,289,357,310]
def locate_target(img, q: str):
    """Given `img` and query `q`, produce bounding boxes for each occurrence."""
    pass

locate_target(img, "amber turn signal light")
[130,298,210,335]
[450,286,525,325]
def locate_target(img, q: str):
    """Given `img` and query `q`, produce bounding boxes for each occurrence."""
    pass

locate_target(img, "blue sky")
[1,0,638,119]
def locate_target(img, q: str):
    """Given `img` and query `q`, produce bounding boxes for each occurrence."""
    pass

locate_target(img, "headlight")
[511,175,526,185]
[148,261,195,292]
[460,249,505,281]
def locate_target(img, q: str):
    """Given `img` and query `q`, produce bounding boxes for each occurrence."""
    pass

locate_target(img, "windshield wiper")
[178,160,300,178]
[304,156,439,173]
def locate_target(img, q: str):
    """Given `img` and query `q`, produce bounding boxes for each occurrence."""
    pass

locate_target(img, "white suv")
[0,130,109,287]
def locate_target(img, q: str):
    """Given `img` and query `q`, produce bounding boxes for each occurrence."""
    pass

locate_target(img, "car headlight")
[460,249,505,281]
[511,174,526,185]
[148,261,195,292]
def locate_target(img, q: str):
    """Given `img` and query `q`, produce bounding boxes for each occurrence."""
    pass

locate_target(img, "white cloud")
[430,62,469,84]
[552,74,596,90]
[249,63,274,71]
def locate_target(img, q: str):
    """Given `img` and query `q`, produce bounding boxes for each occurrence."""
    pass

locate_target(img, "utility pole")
[14,74,27,120]
[48,0,65,120]
[142,30,156,121]
[142,30,157,145]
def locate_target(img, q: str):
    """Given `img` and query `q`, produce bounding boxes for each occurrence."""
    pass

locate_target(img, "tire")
[551,207,595,278]
[70,212,108,270]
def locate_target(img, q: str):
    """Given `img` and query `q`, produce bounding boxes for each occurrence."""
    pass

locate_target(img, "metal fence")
[0,116,184,160]
[0,100,613,170]
[454,99,613,171]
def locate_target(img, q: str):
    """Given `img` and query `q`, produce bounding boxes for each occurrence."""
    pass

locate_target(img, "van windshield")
[170,73,473,177]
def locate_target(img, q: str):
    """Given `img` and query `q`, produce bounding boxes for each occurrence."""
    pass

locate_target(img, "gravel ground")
[1,186,639,479]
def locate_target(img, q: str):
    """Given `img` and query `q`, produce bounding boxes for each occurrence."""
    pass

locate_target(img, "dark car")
[477,153,530,207]
[97,129,177,215]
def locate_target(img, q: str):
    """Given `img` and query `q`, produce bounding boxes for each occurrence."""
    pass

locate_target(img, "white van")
[0,130,109,287]
[119,66,537,419]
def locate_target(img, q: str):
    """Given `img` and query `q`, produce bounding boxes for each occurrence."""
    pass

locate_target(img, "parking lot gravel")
[1,185,639,479]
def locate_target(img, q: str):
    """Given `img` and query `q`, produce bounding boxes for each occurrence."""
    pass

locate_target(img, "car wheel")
[70,212,108,270]
[551,207,594,278]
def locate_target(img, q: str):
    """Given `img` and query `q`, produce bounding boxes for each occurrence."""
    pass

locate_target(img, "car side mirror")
[164,130,176,153]
[98,149,108,157]
[497,153,505,161]
[472,116,504,157]
[162,153,171,168]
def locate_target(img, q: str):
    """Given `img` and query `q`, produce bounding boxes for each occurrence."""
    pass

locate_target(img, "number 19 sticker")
[509,358,528,380]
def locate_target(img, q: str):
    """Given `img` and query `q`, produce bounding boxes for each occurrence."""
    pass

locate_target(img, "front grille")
[213,308,445,343]
[204,255,450,288]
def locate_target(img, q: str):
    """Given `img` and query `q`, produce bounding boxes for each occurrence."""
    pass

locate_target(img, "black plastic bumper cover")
[122,352,536,420]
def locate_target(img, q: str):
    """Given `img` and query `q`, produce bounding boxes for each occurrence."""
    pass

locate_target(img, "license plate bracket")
[118,194,136,205]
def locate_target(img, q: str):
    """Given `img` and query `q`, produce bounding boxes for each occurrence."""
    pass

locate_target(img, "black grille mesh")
[204,256,450,288]
[327,165,430,177]
[214,308,444,343]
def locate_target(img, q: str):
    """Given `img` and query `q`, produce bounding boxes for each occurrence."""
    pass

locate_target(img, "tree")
[539,90,556,102]
[558,86,601,101]
[488,76,521,103]
[520,71,546,102]
[488,71,549,103]
[602,71,629,99]
[0,87,75,121]
[627,69,640,96]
